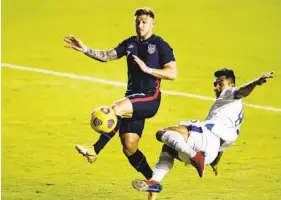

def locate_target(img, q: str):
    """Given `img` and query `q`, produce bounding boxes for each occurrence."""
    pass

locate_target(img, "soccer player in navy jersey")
[64,7,183,180]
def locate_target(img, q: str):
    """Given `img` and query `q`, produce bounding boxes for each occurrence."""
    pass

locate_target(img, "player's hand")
[254,72,274,86]
[132,55,152,74]
[210,164,218,176]
[64,35,87,52]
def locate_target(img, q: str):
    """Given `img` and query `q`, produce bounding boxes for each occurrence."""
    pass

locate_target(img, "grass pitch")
[2,0,281,199]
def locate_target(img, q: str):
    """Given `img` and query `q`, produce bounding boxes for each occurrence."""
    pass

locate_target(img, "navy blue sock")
[127,149,153,179]
[93,116,121,154]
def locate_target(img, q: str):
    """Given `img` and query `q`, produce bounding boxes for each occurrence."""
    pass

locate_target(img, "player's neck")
[139,32,153,41]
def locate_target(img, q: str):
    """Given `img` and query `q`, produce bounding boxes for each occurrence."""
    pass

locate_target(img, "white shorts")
[178,120,221,165]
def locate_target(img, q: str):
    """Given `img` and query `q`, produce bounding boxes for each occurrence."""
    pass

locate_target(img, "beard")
[215,91,222,98]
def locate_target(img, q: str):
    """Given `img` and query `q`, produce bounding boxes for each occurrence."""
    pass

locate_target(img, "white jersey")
[205,87,244,142]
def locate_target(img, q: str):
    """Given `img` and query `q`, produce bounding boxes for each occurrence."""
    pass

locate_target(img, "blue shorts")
[127,90,161,119]
[119,90,161,137]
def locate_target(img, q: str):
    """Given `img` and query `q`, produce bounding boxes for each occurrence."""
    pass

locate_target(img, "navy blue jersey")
[114,34,175,94]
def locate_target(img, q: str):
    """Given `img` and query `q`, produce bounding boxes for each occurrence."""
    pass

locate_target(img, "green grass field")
[2,0,281,199]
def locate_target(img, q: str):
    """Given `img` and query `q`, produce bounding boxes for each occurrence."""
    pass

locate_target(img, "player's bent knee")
[111,103,121,115]
[156,125,189,142]
[156,129,167,142]
[122,141,138,155]
[111,98,133,118]
[123,146,137,156]
[169,125,189,137]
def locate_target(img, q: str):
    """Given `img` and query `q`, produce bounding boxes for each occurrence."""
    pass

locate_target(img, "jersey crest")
[147,44,156,54]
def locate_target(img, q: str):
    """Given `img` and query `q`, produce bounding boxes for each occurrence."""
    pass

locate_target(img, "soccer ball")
[90,106,117,134]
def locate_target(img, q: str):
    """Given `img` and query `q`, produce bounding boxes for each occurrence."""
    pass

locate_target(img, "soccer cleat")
[75,144,97,164]
[190,152,205,178]
[132,179,162,193]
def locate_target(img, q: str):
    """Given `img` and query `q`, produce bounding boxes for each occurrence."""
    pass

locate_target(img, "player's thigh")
[156,125,189,142]
[128,91,161,119]
[111,97,133,118]
[203,131,220,164]
[187,128,220,164]
[119,118,145,138]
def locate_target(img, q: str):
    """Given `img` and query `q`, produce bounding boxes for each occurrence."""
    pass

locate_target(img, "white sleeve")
[219,87,238,100]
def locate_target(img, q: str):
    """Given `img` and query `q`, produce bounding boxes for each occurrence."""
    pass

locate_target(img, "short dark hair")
[134,7,155,19]
[214,68,236,84]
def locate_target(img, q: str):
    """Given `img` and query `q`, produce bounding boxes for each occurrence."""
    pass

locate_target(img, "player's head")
[213,68,236,98]
[134,7,155,40]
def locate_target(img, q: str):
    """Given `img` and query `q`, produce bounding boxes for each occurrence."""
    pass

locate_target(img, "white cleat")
[132,180,149,191]
[132,179,162,193]
[75,144,97,164]
[75,144,88,155]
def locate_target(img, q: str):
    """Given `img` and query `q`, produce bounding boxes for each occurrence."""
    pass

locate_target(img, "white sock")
[161,130,196,159]
[151,152,174,182]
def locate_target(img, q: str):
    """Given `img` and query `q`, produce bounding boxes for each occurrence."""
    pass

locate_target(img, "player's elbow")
[169,73,177,80]
[168,70,177,80]
[235,89,247,99]
[163,62,177,80]
[98,56,111,62]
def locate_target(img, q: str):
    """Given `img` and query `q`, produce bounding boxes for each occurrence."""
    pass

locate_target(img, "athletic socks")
[127,149,153,179]
[151,151,174,182]
[93,115,121,154]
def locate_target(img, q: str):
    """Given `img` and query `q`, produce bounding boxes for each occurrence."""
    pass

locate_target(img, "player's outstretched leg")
[156,126,205,177]
[75,104,122,163]
[75,116,121,163]
[132,179,162,193]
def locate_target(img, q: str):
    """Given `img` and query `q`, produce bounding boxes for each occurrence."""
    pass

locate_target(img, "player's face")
[135,15,154,40]
[213,76,232,98]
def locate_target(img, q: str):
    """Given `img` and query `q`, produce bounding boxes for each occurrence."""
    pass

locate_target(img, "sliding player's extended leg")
[131,124,207,196]
[155,125,205,177]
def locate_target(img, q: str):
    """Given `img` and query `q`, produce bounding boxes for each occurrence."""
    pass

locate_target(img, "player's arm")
[132,40,177,80]
[234,72,273,99]
[64,35,118,62]
[148,61,177,80]
[132,55,177,80]
[84,48,117,62]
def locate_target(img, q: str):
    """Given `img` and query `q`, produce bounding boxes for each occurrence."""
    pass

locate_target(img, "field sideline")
[2,63,281,112]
